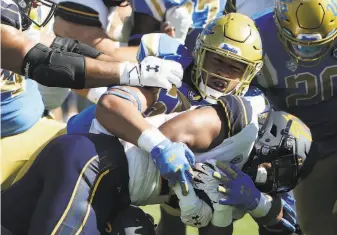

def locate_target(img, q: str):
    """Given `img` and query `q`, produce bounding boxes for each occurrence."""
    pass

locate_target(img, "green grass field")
[141,205,259,235]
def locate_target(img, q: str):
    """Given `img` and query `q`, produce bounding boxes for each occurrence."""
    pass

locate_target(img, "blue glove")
[150,139,195,195]
[213,161,261,211]
[263,198,297,234]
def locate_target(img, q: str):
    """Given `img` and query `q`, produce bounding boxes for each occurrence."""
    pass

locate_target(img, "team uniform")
[54,0,126,42]
[131,0,274,54]
[54,0,274,53]
[0,0,65,189]
[253,8,337,234]
[2,95,259,234]
[66,63,268,134]
[254,8,337,162]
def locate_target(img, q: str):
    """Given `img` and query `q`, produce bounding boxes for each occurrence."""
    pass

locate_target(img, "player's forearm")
[159,107,222,150]
[0,24,42,73]
[96,88,153,145]
[1,24,121,88]
[89,35,138,62]
[83,58,121,88]
[109,46,138,63]
[251,195,283,226]
[54,17,137,62]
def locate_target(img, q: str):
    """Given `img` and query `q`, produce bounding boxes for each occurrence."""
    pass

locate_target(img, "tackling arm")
[159,106,226,151]
[1,24,121,88]
[2,24,181,89]
[96,86,156,145]
[54,16,138,62]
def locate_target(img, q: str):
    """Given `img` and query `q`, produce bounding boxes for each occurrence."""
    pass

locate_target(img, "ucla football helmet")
[243,110,312,194]
[274,0,337,65]
[192,13,264,102]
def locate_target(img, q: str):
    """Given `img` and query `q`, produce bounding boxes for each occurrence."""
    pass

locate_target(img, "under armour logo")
[240,185,251,197]
[192,215,201,226]
[146,65,159,72]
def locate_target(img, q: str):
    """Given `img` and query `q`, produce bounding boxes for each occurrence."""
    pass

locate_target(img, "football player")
[60,13,267,235]
[1,95,311,235]
[251,0,337,234]
[129,0,275,55]
[53,0,274,60]
[64,13,264,194]
[1,0,182,188]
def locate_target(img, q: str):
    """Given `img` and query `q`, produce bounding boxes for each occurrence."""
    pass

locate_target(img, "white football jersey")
[90,95,259,207]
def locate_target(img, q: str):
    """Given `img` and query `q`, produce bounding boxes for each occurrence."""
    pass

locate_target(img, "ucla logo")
[221,43,241,55]
[203,21,216,35]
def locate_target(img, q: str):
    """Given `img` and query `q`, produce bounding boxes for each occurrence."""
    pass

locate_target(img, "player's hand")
[165,5,193,43]
[119,56,183,89]
[213,161,262,211]
[193,161,235,227]
[193,161,224,205]
[150,139,195,196]
[161,21,175,38]
[262,198,297,234]
[172,181,213,228]
[137,33,193,69]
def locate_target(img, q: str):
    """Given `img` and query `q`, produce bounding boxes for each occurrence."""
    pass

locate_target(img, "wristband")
[119,62,139,85]
[254,196,282,226]
[249,194,272,218]
[137,128,167,153]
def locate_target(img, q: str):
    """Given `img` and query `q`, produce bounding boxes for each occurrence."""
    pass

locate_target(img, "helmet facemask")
[193,44,262,103]
[191,13,264,103]
[15,0,58,30]
[242,111,308,194]
[274,0,337,66]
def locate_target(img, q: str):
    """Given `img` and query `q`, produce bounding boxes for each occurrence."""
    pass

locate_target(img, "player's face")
[202,51,246,93]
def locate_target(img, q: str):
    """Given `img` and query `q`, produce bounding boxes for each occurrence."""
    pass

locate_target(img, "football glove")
[119,56,183,89]
[193,161,234,227]
[172,181,213,228]
[150,139,195,196]
[213,161,262,211]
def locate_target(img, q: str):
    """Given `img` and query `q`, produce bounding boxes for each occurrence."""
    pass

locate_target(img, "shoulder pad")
[217,95,253,137]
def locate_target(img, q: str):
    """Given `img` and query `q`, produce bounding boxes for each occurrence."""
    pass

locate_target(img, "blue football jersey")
[131,0,226,28]
[253,9,337,147]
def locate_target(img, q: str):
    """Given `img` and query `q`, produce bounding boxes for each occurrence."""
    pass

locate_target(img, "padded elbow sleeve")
[22,43,86,89]
[51,37,103,58]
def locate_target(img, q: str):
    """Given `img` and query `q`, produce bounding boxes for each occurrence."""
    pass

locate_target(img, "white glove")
[165,5,193,43]
[193,161,234,227]
[172,181,212,228]
[119,56,183,89]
